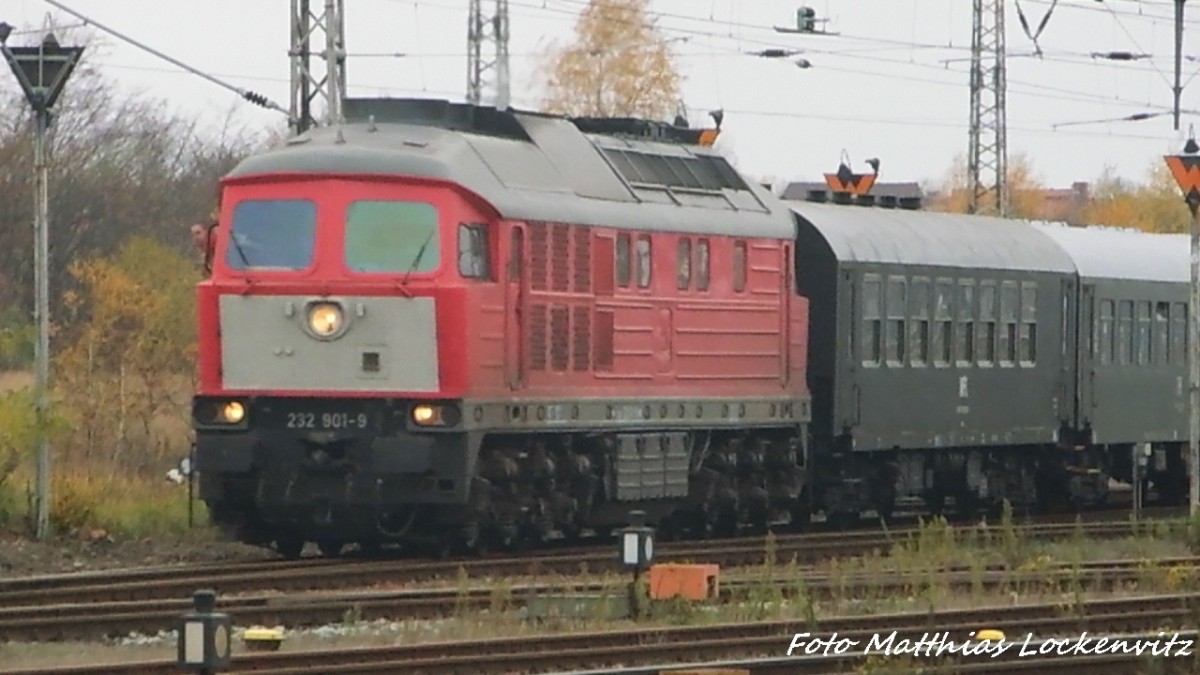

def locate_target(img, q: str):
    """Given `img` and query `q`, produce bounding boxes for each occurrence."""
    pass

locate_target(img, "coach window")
[636,236,652,288]
[1117,300,1134,365]
[1019,282,1037,365]
[862,275,882,366]
[979,282,997,365]
[677,239,692,290]
[458,224,490,279]
[1098,300,1114,365]
[1172,302,1188,364]
[733,241,747,292]
[933,279,953,366]
[955,280,975,366]
[909,277,930,366]
[616,234,631,287]
[886,276,907,366]
[1136,301,1152,365]
[696,239,710,291]
[1155,302,1170,364]
[999,281,1018,365]
[345,201,439,273]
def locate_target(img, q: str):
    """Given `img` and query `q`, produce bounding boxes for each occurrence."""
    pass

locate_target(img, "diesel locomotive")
[193,98,1189,556]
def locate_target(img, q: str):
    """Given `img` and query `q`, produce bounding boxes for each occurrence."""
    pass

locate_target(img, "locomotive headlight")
[220,401,246,424]
[307,303,344,338]
[412,405,438,425]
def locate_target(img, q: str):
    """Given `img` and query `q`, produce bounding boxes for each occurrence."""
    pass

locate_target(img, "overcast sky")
[4,0,1197,190]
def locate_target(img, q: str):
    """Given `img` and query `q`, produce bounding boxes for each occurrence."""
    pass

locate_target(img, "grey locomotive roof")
[1032,222,1189,283]
[224,114,795,239]
[791,201,1075,273]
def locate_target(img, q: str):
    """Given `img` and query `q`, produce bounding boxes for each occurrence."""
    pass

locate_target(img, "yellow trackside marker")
[243,626,284,652]
[976,629,1006,641]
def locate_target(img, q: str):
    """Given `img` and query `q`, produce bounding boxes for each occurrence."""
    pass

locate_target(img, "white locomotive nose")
[220,295,439,393]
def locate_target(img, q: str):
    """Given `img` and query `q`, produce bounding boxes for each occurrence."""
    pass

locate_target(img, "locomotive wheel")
[275,537,305,559]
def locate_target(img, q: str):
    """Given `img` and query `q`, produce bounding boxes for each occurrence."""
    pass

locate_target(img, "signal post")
[1166,134,1200,516]
[0,24,84,539]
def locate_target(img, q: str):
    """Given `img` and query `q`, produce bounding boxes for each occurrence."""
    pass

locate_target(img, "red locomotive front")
[193,99,810,556]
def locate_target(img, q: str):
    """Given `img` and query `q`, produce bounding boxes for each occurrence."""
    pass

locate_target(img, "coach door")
[506,226,525,389]
[1078,284,1097,427]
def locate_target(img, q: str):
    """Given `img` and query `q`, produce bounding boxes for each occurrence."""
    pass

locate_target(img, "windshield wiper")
[400,228,436,292]
[229,230,252,269]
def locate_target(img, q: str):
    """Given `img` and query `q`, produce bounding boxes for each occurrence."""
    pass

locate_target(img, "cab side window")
[636,236,651,288]
[458,224,490,279]
[616,233,631,287]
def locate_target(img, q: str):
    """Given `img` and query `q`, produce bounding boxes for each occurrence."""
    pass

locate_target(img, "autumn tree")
[1081,163,1189,233]
[54,236,199,473]
[927,153,1049,219]
[540,0,682,120]
[0,40,257,369]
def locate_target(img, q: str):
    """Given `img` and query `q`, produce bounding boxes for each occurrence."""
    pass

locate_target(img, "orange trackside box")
[648,563,719,601]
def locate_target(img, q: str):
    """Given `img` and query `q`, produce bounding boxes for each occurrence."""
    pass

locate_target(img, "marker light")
[221,401,246,424]
[410,404,461,427]
[308,303,344,338]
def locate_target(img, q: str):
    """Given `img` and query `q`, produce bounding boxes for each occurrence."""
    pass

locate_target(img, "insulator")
[243,91,270,108]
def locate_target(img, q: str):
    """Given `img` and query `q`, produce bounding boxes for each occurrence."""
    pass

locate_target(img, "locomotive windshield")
[345,200,440,273]
[226,199,317,270]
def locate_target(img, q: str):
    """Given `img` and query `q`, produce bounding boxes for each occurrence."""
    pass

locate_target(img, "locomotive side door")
[505,225,525,389]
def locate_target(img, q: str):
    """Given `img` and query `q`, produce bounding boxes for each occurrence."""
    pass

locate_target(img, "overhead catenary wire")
[41,0,292,120]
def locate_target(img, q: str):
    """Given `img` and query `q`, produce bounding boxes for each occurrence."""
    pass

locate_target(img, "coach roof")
[224,101,794,239]
[791,201,1076,273]
[1032,222,1189,283]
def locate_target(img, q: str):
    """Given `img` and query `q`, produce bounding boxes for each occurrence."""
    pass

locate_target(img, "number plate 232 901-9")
[286,412,370,430]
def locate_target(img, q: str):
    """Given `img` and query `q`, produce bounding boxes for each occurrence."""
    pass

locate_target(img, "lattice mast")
[290,0,347,135]
[467,0,511,110]
[968,0,1008,216]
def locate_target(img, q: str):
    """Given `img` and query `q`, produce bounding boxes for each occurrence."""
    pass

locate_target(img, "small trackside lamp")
[618,510,654,619]
[619,509,654,569]
[177,589,232,674]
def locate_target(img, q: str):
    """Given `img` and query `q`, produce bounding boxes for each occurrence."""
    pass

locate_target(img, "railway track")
[4,552,1198,643]
[1,514,1177,609]
[8,592,1200,674]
